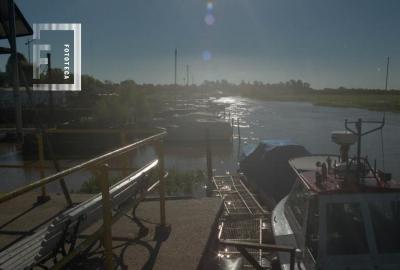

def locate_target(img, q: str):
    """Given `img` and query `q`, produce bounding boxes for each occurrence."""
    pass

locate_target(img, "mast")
[345,117,385,182]
[47,53,54,126]
[25,39,33,63]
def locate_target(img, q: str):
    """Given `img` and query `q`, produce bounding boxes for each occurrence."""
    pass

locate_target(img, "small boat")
[272,118,400,270]
[240,139,309,204]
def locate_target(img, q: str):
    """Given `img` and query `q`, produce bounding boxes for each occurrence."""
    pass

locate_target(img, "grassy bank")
[242,92,400,112]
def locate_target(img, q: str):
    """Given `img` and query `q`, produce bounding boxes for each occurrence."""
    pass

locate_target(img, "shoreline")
[239,92,400,112]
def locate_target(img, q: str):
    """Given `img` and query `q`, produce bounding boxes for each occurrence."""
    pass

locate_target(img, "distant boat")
[154,111,233,142]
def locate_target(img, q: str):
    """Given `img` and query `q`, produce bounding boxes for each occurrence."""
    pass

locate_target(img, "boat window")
[305,198,319,260]
[326,203,369,255]
[287,179,309,227]
[369,199,400,253]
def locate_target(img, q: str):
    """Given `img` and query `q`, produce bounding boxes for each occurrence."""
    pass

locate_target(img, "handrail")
[220,239,296,270]
[0,127,162,134]
[0,130,167,204]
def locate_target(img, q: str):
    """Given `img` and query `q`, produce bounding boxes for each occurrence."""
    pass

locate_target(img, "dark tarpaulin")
[0,0,33,40]
[240,140,309,202]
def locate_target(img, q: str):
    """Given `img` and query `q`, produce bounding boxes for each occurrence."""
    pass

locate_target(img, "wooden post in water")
[231,118,234,137]
[97,164,114,270]
[36,132,50,203]
[237,118,241,140]
[205,129,213,196]
[120,129,128,176]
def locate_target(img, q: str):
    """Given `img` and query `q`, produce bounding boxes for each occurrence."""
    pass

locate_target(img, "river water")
[1,96,399,192]
[215,96,400,178]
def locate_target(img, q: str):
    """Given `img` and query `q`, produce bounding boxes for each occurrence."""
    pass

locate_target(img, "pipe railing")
[220,239,297,270]
[0,129,166,204]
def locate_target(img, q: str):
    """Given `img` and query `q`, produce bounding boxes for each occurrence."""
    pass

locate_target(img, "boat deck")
[290,155,400,193]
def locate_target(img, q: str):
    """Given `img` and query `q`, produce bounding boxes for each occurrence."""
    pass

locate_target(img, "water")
[214,96,400,179]
[1,96,399,192]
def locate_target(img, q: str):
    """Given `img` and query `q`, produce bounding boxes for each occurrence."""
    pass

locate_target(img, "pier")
[0,192,222,269]
[0,127,299,269]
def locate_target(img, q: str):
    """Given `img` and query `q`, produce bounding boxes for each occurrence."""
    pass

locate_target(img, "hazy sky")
[1,0,400,89]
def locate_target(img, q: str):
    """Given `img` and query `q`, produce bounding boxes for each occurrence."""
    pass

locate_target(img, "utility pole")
[25,39,33,63]
[186,64,189,86]
[385,56,390,91]
[174,48,177,85]
[7,0,23,143]
[47,53,54,125]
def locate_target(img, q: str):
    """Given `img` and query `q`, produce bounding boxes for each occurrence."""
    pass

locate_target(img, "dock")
[0,191,223,269]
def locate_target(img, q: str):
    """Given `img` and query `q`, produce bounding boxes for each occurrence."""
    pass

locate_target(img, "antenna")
[25,38,33,63]
[345,118,385,182]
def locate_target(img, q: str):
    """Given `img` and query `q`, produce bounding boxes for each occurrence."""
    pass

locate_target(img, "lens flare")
[202,50,212,61]
[204,13,215,26]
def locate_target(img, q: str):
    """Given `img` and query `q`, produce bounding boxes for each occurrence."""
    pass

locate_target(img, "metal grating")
[213,175,268,217]
[214,175,275,269]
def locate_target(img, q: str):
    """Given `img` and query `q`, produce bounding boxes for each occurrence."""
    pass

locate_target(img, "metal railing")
[0,127,164,203]
[220,239,297,270]
[0,128,167,269]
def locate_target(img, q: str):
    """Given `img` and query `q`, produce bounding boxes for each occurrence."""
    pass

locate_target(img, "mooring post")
[231,118,234,137]
[205,129,213,196]
[289,248,295,270]
[97,164,114,270]
[237,118,241,140]
[120,129,128,176]
[36,132,50,203]
[155,140,166,226]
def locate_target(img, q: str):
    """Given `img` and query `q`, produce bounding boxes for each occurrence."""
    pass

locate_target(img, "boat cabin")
[276,155,400,270]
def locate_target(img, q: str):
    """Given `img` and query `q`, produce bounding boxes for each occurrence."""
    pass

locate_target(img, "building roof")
[0,0,33,40]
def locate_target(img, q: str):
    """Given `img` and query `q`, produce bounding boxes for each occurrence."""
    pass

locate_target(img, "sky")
[1,0,400,89]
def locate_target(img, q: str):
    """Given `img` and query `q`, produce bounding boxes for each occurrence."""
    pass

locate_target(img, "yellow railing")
[0,128,167,269]
[0,127,164,202]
